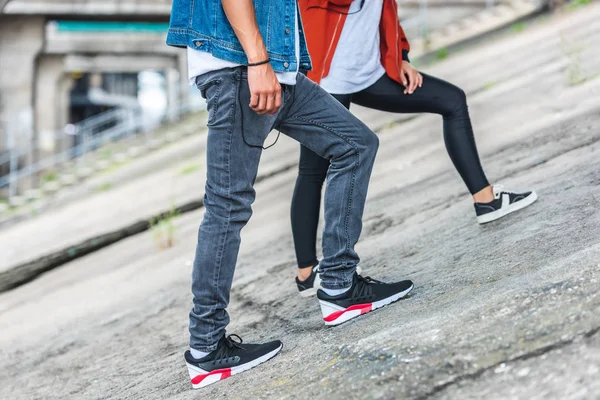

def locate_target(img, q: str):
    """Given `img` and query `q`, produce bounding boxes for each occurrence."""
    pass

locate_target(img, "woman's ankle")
[472,185,494,203]
[298,265,315,281]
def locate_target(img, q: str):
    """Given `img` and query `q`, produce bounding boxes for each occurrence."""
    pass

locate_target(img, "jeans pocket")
[196,78,222,126]
[237,78,277,147]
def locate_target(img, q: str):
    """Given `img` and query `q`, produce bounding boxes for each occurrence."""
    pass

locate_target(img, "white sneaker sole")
[477,191,538,224]
[299,287,318,298]
[299,266,362,298]
[319,283,414,326]
[186,344,283,389]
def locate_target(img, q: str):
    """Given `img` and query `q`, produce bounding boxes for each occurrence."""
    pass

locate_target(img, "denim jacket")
[167,0,312,73]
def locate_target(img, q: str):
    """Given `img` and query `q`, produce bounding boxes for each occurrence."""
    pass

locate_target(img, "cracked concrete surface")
[1,5,600,400]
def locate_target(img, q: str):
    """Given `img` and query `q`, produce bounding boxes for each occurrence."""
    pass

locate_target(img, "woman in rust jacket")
[292,0,537,296]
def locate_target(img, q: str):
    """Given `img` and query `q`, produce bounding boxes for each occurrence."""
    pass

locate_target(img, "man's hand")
[221,0,282,115]
[248,64,282,115]
[399,61,423,95]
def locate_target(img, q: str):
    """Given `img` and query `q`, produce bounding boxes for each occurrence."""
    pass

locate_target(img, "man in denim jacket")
[168,0,414,388]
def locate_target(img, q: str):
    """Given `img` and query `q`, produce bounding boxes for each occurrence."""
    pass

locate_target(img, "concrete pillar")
[165,68,180,122]
[35,55,70,159]
[177,52,189,110]
[0,15,45,193]
[56,73,75,154]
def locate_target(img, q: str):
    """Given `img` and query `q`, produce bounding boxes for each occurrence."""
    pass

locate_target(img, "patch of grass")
[511,22,526,33]
[566,0,591,11]
[150,206,180,250]
[95,182,112,192]
[29,206,39,217]
[421,31,432,52]
[435,48,449,61]
[588,73,600,81]
[99,148,113,161]
[483,81,497,91]
[560,34,590,86]
[42,171,58,183]
[2,206,17,217]
[180,163,200,175]
[100,160,127,175]
[567,62,586,86]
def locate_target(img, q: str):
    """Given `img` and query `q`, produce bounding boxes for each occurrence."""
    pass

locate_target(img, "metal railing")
[0,101,201,205]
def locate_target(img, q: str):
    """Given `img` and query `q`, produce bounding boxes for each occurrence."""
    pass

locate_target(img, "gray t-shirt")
[320,0,385,94]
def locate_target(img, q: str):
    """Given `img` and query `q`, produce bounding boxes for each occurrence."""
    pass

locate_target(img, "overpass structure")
[0,0,186,192]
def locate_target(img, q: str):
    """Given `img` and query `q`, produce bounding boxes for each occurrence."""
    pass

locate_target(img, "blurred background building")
[0,0,196,199]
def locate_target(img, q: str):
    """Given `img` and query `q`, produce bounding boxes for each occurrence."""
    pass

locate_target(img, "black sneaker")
[184,334,283,389]
[296,264,321,297]
[296,264,362,297]
[475,185,538,224]
[317,274,414,326]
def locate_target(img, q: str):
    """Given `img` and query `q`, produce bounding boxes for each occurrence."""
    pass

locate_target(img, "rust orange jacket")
[299,0,410,85]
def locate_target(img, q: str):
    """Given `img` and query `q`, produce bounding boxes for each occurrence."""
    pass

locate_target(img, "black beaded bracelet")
[246,59,270,67]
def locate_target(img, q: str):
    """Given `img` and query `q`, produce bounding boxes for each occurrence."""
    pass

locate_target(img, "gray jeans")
[190,68,378,351]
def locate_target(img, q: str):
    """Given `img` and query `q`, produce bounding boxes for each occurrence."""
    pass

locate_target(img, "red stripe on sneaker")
[191,368,232,385]
[323,303,373,322]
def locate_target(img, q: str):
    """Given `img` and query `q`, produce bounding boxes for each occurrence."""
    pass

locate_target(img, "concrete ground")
[1,4,600,400]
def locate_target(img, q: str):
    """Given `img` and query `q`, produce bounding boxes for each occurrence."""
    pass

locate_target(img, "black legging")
[290,72,490,269]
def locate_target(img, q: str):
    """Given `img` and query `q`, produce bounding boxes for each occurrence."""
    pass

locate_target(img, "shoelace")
[351,275,382,298]
[357,275,383,284]
[224,334,245,350]
[212,334,246,363]
[492,184,518,199]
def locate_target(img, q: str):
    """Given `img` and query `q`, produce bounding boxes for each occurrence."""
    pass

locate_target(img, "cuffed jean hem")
[320,267,355,290]
[191,345,218,353]
[190,336,222,353]
[320,280,353,290]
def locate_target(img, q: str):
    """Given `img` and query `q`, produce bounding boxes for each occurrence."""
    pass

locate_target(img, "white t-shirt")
[188,6,300,86]
[320,0,385,94]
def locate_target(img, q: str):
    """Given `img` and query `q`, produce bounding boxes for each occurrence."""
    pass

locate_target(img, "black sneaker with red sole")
[317,274,414,326]
[185,334,282,389]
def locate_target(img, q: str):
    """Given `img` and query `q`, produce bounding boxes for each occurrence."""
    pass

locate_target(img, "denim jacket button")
[283,62,289,68]
[195,41,203,47]
[285,28,291,34]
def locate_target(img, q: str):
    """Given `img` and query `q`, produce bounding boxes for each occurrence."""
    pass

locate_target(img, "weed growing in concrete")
[566,0,591,11]
[28,203,40,217]
[42,171,57,182]
[567,55,586,86]
[99,148,113,161]
[511,22,526,33]
[436,48,449,61]
[560,34,590,86]
[150,206,180,250]
[483,81,497,90]
[180,163,200,175]
[95,182,112,192]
